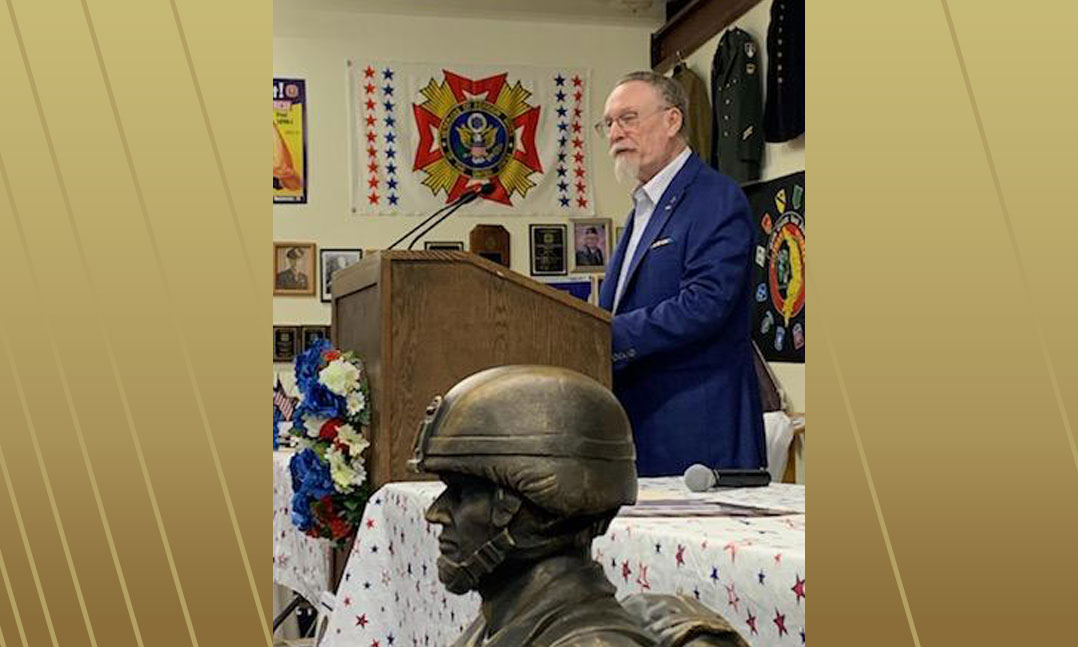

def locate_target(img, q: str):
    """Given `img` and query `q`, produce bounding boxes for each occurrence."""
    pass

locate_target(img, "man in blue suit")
[596,71,766,477]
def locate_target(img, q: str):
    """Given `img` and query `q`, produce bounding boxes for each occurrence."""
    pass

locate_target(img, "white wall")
[684,1,807,412]
[272,1,805,416]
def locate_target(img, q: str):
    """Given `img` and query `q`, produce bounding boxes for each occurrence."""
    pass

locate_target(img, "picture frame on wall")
[301,325,331,352]
[274,242,317,296]
[273,326,299,362]
[529,224,568,276]
[571,217,613,273]
[423,241,465,251]
[320,248,363,302]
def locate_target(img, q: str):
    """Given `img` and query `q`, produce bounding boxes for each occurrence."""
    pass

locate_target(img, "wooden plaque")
[469,224,510,268]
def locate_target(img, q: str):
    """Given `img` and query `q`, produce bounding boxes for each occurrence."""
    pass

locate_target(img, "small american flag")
[273,378,295,421]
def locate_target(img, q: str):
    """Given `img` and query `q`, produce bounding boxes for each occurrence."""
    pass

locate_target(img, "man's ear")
[667,108,684,138]
[491,488,522,528]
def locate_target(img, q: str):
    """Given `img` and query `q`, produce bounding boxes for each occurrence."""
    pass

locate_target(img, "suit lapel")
[599,206,634,310]
[618,154,703,301]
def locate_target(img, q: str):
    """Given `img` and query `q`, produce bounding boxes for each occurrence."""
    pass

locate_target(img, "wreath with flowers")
[285,338,372,546]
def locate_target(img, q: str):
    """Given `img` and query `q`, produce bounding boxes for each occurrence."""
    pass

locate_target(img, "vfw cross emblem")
[412,71,542,206]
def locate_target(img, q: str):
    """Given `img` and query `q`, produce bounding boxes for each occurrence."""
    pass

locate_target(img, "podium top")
[337,250,611,323]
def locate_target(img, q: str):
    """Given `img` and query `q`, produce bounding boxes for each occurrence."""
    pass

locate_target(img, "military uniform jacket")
[710,27,764,184]
[671,64,712,164]
[763,0,805,142]
[450,558,655,647]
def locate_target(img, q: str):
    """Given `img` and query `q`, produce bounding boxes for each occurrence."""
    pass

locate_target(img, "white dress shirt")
[612,146,692,313]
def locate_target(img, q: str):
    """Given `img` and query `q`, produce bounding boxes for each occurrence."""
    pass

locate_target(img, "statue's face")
[425,473,500,590]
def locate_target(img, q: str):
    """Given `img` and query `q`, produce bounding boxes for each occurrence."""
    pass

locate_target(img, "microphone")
[683,464,771,492]
[385,184,491,251]
[406,183,496,250]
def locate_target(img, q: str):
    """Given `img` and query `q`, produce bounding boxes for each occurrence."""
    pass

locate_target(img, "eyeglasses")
[594,105,674,138]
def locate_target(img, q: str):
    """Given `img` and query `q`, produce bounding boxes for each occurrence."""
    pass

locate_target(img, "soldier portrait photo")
[273,242,316,296]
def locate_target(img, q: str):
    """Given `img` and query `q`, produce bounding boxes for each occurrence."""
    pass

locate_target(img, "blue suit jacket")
[599,153,766,477]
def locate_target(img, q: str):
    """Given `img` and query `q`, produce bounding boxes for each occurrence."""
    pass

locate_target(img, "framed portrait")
[273,326,299,362]
[529,224,568,276]
[320,248,363,302]
[424,241,465,251]
[274,242,316,296]
[571,218,613,273]
[301,325,331,352]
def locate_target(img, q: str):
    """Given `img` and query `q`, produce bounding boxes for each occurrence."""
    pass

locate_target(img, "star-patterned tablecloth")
[273,450,334,605]
[322,478,805,647]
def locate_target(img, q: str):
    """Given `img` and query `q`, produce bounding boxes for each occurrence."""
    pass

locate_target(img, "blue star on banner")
[554,73,565,86]
[383,68,394,80]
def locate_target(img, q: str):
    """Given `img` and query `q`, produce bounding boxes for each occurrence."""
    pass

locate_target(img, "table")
[273,450,333,605]
[322,478,805,647]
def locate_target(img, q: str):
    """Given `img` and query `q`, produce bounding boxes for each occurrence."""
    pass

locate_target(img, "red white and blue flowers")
[286,338,372,545]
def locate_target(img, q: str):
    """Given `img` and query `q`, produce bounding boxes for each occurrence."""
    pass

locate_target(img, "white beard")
[612,153,640,187]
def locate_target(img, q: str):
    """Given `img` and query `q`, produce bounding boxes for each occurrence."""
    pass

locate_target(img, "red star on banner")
[572,76,582,87]
[572,137,584,149]
[774,552,783,564]
[365,98,376,111]
[746,612,758,635]
[576,196,588,208]
[367,146,377,158]
[773,610,788,636]
[366,115,376,127]
[574,90,582,101]
[366,131,377,143]
[368,177,379,189]
[364,66,375,78]
[574,151,584,164]
[371,641,380,647]
[366,518,376,529]
[571,122,582,133]
[724,542,739,562]
[621,561,632,582]
[675,545,686,567]
[574,167,586,178]
[355,614,369,628]
[343,596,352,606]
[792,575,805,603]
[368,191,379,205]
[364,83,376,95]
[367,161,379,173]
[575,181,586,193]
[574,107,582,118]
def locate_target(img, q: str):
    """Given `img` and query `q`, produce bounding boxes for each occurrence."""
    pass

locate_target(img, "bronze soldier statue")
[410,365,750,647]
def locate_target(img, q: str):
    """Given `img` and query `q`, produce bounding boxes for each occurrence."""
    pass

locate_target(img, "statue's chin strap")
[439,528,517,593]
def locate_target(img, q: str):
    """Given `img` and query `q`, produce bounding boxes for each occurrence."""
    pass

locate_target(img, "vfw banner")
[349,61,595,216]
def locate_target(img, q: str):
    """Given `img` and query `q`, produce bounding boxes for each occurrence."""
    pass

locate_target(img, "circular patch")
[438,100,515,179]
[767,212,805,325]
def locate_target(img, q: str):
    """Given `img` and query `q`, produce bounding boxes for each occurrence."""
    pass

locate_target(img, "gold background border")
[2,0,1077,644]
[0,0,267,645]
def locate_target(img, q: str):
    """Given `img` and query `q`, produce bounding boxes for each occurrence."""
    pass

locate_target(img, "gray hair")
[616,70,689,137]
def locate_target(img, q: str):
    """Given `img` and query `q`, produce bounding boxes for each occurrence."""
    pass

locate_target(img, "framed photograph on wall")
[423,241,465,251]
[301,325,331,352]
[273,326,299,362]
[274,242,316,296]
[571,217,613,273]
[529,224,568,276]
[320,248,363,302]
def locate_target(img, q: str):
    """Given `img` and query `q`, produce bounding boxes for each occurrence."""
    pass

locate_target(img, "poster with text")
[273,78,308,204]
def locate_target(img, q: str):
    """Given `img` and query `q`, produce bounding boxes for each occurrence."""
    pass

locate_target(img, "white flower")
[327,446,366,492]
[303,415,328,438]
[346,390,367,416]
[336,424,369,456]
[320,359,360,396]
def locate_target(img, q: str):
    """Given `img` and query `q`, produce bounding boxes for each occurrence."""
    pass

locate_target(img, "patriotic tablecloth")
[273,450,333,604]
[323,478,805,647]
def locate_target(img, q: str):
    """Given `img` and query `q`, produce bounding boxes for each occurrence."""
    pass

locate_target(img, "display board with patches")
[745,171,804,362]
[349,61,594,215]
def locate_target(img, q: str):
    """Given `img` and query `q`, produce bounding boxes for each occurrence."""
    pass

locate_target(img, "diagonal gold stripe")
[3,2,202,645]
[79,2,271,643]
[166,0,258,291]
[0,151,144,645]
[823,321,922,646]
[0,500,29,647]
[0,434,56,646]
[939,0,1078,470]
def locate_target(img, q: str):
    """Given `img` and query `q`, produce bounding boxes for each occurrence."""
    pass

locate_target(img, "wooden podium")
[331,250,611,489]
